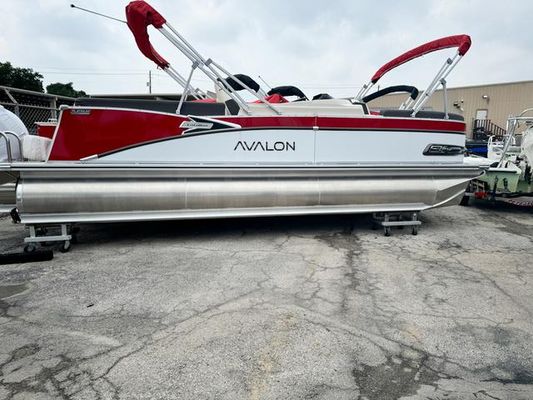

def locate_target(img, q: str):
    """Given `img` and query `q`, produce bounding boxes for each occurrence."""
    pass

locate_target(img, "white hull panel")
[98,129,465,164]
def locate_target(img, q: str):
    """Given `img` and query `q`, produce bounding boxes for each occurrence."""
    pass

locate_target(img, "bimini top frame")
[125,1,280,115]
[124,2,205,101]
[355,35,471,117]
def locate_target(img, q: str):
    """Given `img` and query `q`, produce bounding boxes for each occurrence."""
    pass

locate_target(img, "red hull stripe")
[48,108,465,161]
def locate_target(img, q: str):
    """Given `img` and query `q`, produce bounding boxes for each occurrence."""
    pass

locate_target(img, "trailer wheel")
[60,241,71,253]
[24,244,36,253]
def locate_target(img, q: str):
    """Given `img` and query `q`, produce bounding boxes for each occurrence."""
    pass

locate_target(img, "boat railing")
[0,131,23,163]
[496,109,533,168]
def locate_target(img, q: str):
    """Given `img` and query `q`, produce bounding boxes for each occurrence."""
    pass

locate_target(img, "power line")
[40,69,364,90]
[35,66,151,72]
[38,70,212,83]
[41,71,149,76]
[36,67,365,86]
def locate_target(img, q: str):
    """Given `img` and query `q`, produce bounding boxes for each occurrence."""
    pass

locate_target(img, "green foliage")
[46,82,87,98]
[0,61,44,92]
[0,62,87,97]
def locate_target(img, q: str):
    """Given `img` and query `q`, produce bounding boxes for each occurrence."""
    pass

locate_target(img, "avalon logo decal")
[180,121,213,130]
[179,116,241,134]
[234,141,296,152]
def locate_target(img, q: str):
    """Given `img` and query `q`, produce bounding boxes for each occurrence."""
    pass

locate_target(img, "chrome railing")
[0,131,23,163]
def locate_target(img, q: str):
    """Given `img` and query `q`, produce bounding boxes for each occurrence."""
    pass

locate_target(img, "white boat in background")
[0,1,482,249]
[464,109,533,206]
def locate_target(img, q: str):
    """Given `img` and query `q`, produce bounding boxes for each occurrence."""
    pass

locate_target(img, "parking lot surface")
[0,204,533,399]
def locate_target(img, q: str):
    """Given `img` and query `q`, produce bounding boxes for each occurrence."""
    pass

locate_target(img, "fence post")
[4,87,20,116]
[50,97,57,120]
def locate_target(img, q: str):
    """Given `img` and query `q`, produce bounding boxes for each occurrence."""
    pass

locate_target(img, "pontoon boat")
[0,1,481,249]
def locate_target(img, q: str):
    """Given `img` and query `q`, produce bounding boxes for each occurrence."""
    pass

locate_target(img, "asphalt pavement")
[0,203,532,399]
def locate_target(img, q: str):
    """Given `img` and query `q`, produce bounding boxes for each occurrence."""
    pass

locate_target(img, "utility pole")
[147,70,152,94]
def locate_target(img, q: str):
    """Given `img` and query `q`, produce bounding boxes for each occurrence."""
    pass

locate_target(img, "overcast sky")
[2,0,532,97]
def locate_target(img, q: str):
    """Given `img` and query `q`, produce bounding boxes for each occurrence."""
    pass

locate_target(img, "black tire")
[459,195,470,206]
[60,241,71,253]
[24,244,36,253]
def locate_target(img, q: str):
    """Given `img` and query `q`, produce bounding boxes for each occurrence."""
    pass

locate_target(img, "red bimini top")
[371,34,472,84]
[125,1,169,69]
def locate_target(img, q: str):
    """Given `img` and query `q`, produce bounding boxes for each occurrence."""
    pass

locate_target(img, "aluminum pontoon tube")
[0,183,16,211]
[14,165,481,224]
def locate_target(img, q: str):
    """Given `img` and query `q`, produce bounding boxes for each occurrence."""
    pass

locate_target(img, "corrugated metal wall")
[367,80,533,137]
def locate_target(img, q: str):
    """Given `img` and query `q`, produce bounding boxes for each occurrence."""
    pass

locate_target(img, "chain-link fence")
[0,85,75,134]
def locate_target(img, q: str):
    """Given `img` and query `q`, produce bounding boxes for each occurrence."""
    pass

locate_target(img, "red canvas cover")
[125,1,169,68]
[371,35,471,83]
[253,94,289,104]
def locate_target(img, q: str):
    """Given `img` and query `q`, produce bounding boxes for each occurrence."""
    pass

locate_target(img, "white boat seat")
[22,135,52,161]
[242,98,366,117]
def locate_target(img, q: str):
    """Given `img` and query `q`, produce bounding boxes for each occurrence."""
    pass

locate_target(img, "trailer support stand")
[372,212,421,236]
[24,224,75,253]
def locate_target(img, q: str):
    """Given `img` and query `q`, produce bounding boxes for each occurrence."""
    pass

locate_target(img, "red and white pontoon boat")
[0,1,481,248]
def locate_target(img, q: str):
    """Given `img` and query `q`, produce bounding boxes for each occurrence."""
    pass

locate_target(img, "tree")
[46,82,87,98]
[0,62,44,92]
